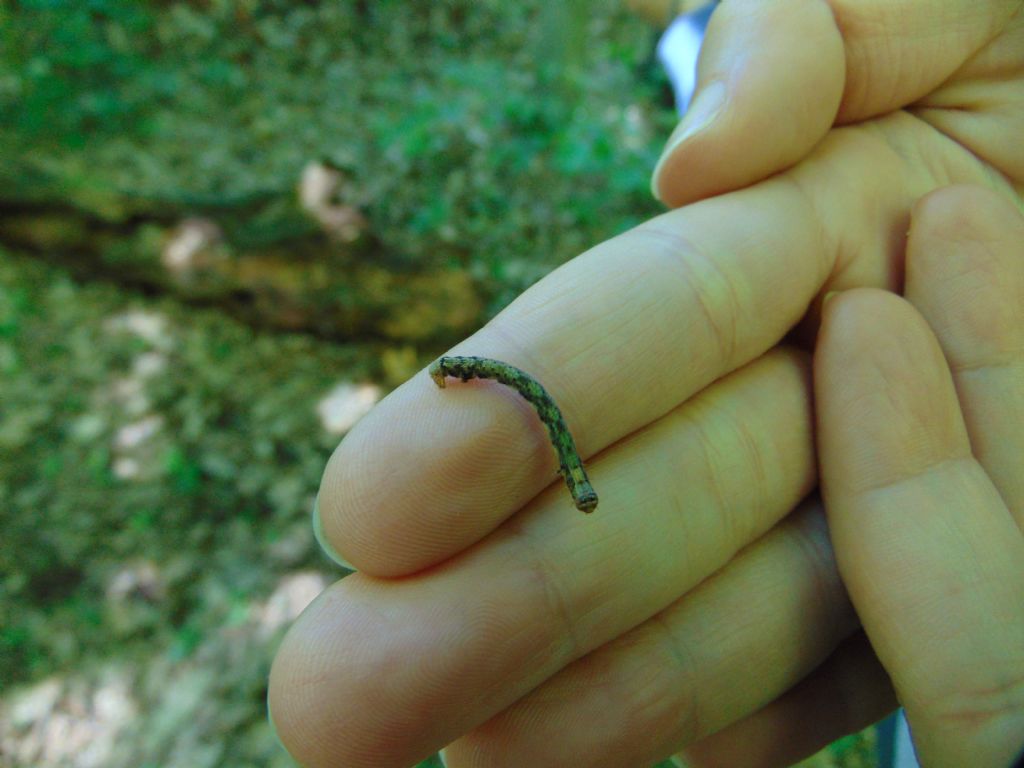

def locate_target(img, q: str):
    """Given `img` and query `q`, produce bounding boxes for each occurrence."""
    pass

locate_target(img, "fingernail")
[651,80,727,201]
[312,496,356,570]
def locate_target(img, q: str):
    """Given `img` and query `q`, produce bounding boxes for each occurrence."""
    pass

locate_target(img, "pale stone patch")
[111,456,141,480]
[110,376,150,417]
[132,351,168,379]
[298,161,367,242]
[106,560,165,603]
[298,162,338,210]
[161,218,223,274]
[0,671,137,768]
[253,571,329,637]
[315,382,380,435]
[103,310,173,350]
[114,415,164,451]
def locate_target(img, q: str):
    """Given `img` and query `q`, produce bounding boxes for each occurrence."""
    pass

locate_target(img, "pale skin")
[269,2,1024,766]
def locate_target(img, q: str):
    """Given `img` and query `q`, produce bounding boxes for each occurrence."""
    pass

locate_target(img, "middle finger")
[318,177,833,576]
[442,497,860,768]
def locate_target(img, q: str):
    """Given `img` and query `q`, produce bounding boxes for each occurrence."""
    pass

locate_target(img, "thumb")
[651,0,844,207]
[652,0,1022,208]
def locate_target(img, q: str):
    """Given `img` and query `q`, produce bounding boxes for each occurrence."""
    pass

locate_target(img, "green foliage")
[0,0,673,320]
[0,251,364,683]
[0,249,379,762]
[0,3,699,764]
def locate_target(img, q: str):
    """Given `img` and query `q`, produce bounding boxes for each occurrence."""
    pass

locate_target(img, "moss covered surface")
[0,250,364,763]
[0,0,672,341]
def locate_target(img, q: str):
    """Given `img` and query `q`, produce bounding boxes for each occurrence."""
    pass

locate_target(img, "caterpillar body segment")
[428,355,599,513]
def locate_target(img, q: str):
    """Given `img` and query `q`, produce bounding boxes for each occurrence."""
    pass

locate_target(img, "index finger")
[319,177,830,576]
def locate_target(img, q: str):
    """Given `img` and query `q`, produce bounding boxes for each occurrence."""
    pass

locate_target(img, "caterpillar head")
[574,487,599,514]
[428,359,447,388]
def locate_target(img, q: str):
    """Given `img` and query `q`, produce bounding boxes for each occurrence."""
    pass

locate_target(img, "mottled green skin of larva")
[428,355,599,513]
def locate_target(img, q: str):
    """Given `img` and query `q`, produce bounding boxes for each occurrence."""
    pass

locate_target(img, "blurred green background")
[0,2,876,766]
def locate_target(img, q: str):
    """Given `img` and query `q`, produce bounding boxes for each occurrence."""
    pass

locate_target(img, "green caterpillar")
[428,355,599,513]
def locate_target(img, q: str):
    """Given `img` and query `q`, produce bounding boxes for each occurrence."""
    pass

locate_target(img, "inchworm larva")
[428,355,599,513]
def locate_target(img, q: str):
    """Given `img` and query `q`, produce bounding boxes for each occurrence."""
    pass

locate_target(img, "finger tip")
[650,164,668,205]
[265,684,292,763]
[319,369,551,576]
[815,288,968,495]
[647,82,729,207]
[267,620,328,766]
[650,149,688,208]
[817,288,939,388]
[315,394,450,577]
[267,627,337,766]
[911,185,1024,247]
[906,185,1024,374]
[819,287,900,338]
[649,142,727,209]
[313,495,356,571]
[267,584,406,768]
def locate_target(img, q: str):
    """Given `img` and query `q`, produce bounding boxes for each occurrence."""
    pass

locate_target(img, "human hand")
[268,4,1024,766]
[268,191,846,766]
[268,177,893,766]
[809,185,1024,768]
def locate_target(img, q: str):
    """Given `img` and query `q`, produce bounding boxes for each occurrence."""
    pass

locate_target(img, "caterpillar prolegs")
[428,355,599,513]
